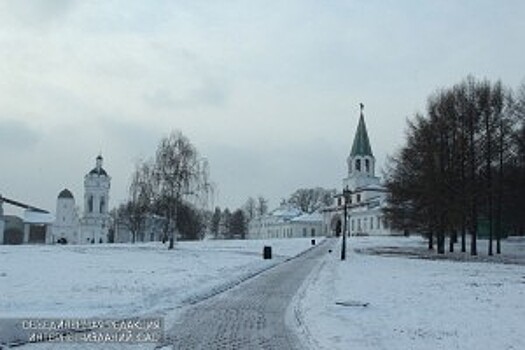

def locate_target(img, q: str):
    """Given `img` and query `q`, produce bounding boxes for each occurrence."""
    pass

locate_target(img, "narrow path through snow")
[162,239,334,350]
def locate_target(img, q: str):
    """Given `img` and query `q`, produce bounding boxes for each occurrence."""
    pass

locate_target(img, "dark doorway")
[29,225,46,244]
[335,220,342,237]
[4,228,24,244]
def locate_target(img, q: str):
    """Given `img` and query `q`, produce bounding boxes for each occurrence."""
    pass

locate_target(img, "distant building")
[323,105,399,236]
[53,155,111,244]
[80,155,111,243]
[113,214,166,243]
[54,189,80,244]
[247,204,323,239]
[0,196,54,245]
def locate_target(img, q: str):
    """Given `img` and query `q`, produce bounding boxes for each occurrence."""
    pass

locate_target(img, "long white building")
[248,205,323,240]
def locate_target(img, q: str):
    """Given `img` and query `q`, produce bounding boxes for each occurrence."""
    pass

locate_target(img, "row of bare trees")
[117,131,213,249]
[285,187,336,213]
[385,77,525,255]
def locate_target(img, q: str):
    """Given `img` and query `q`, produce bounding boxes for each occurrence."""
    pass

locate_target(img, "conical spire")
[350,103,373,157]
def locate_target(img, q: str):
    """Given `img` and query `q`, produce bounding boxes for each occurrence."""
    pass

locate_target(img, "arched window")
[88,195,93,213]
[365,159,370,173]
[100,196,105,213]
[355,159,361,171]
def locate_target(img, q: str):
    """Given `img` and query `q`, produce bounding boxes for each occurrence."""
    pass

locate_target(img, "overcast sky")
[1,0,524,215]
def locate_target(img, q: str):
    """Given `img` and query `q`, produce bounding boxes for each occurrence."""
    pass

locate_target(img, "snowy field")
[291,236,525,350]
[0,238,320,348]
[2,235,524,349]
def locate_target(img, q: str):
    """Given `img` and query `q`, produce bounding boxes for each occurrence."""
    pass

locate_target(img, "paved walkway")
[163,239,333,350]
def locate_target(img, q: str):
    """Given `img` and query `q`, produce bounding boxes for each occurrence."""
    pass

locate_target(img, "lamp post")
[341,187,351,261]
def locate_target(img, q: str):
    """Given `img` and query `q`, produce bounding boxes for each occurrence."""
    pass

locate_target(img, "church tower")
[81,155,111,243]
[54,189,80,244]
[343,104,380,191]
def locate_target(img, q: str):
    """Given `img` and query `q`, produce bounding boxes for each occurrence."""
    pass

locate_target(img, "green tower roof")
[350,105,373,157]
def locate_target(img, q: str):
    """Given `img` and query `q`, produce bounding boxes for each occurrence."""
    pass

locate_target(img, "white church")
[322,105,400,237]
[247,105,399,240]
[53,155,111,244]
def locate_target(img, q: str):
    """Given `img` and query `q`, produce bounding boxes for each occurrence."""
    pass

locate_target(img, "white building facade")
[53,155,111,244]
[114,214,167,243]
[54,189,80,244]
[248,205,323,240]
[323,105,400,237]
[81,155,111,243]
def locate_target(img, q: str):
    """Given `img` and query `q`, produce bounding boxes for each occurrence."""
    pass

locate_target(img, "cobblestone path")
[163,239,333,350]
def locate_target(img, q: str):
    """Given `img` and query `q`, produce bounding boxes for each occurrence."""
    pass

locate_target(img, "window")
[355,159,361,171]
[337,198,342,206]
[88,196,93,213]
[311,228,315,237]
[365,159,370,172]
[100,197,105,213]
[351,219,355,231]
[364,218,368,230]
[377,217,381,230]
[356,194,361,203]
[357,219,361,230]
[303,228,307,237]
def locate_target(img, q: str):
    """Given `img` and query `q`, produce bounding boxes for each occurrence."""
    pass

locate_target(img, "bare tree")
[211,207,221,238]
[122,161,154,243]
[242,197,257,221]
[153,131,211,249]
[385,77,517,256]
[256,196,268,217]
[287,187,336,213]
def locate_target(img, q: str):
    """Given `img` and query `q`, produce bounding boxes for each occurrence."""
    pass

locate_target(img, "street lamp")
[341,186,351,261]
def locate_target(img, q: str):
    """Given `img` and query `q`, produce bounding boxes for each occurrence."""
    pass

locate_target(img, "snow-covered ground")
[3,235,524,349]
[291,236,525,350]
[0,238,320,348]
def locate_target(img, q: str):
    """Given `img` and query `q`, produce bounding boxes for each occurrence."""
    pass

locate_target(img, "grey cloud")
[2,0,73,27]
[97,118,160,157]
[0,119,40,150]
[145,77,230,110]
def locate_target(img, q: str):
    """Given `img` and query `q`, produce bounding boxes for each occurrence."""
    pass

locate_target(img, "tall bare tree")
[153,131,211,249]
[256,196,268,217]
[242,197,257,221]
[121,161,154,243]
[287,187,336,213]
[385,77,518,256]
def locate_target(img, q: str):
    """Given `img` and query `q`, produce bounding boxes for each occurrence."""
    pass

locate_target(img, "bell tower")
[82,154,111,243]
[344,104,380,191]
